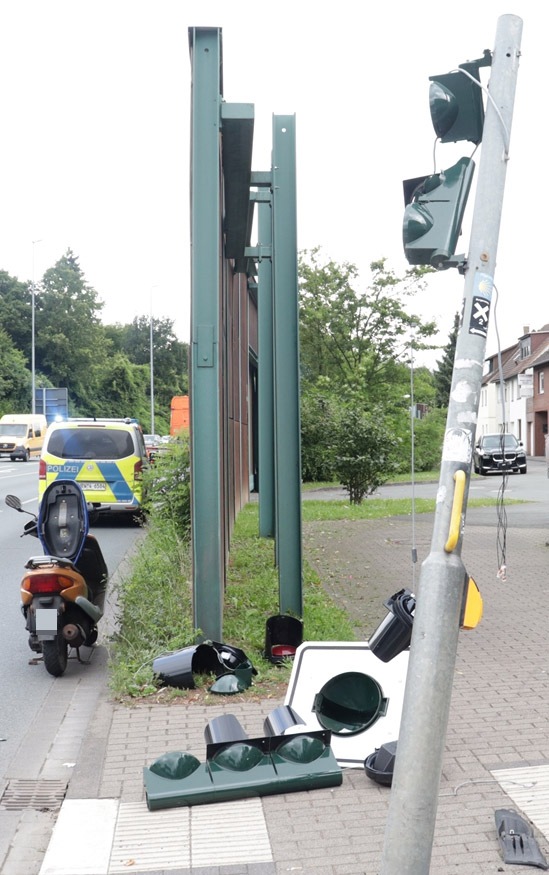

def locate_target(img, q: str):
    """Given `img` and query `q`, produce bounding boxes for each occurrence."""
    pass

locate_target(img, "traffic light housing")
[429,52,491,145]
[402,156,475,270]
[143,714,342,810]
[402,52,490,270]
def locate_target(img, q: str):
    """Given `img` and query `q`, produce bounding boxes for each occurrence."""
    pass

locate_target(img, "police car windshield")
[47,428,135,460]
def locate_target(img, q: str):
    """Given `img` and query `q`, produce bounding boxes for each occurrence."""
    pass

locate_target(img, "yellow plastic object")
[445,469,466,553]
[460,576,483,630]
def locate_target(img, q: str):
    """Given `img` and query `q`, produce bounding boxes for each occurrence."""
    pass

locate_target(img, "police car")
[38,418,149,515]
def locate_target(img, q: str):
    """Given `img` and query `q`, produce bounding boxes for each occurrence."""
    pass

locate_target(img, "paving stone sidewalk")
[72,513,549,873]
[5,506,549,874]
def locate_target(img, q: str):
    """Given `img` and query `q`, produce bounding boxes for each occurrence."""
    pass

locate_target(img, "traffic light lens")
[428,67,484,145]
[429,82,459,139]
[403,201,434,244]
[313,671,388,735]
[149,751,201,780]
[212,742,264,771]
[276,735,326,764]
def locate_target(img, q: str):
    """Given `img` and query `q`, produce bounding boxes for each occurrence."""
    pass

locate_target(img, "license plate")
[35,608,58,639]
[80,482,107,491]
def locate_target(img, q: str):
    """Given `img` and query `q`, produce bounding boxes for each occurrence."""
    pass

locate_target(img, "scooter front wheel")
[42,636,68,677]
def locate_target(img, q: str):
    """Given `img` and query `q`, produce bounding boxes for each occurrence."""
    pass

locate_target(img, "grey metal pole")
[380,15,522,874]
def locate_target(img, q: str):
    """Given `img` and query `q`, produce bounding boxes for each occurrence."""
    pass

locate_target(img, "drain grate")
[0,779,67,812]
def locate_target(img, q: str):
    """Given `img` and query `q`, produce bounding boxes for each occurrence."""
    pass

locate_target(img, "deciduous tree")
[299,249,437,403]
[434,311,459,408]
[35,249,111,410]
[333,406,399,504]
[0,326,32,413]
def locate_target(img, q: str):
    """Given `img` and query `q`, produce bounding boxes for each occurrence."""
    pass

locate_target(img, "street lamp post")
[150,292,155,435]
[31,239,42,416]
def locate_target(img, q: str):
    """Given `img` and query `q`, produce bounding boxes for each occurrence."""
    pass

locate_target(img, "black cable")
[496,465,508,581]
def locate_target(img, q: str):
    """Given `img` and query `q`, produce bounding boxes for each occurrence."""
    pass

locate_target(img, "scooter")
[5,479,108,677]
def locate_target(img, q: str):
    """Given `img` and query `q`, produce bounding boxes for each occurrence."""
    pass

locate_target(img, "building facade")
[477,325,549,455]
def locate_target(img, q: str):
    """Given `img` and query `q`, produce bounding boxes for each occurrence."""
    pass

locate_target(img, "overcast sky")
[0,1,541,369]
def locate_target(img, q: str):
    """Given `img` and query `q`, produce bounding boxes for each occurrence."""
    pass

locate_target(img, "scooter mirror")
[5,494,22,511]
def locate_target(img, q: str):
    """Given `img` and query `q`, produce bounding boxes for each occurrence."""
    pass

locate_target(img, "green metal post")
[271,115,303,617]
[188,27,223,641]
[380,15,522,873]
[256,191,276,538]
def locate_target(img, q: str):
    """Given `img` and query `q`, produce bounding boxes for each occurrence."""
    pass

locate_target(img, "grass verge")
[109,489,509,702]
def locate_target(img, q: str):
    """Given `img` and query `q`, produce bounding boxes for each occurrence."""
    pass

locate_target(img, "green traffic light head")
[402,157,475,270]
[429,58,489,145]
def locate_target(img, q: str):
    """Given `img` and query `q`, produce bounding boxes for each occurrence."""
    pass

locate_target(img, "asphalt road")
[303,457,549,529]
[0,461,145,776]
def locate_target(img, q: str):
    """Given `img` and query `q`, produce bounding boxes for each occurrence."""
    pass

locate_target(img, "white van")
[0,414,49,461]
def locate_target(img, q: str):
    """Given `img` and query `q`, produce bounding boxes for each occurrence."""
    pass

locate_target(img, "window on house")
[539,371,545,394]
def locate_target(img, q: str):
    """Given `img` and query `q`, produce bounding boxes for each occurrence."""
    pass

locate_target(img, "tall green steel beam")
[271,115,303,617]
[188,27,223,641]
[251,185,275,539]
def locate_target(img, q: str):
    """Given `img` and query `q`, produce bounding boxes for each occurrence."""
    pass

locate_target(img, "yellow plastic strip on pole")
[444,470,466,553]
[460,577,483,629]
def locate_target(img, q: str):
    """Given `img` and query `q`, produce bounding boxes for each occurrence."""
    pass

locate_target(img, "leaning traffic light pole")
[381,15,522,874]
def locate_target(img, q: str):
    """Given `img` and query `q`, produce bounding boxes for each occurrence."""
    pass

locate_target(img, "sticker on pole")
[469,273,493,338]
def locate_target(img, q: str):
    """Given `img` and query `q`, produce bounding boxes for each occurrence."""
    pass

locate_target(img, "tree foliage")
[298,250,440,490]
[299,248,438,403]
[300,389,340,482]
[333,407,399,504]
[412,409,447,472]
[433,311,459,408]
[1,243,441,494]
[35,250,110,411]
[142,435,191,535]
[0,249,188,432]
[106,316,189,422]
[94,353,149,420]
[0,326,31,414]
[0,271,32,355]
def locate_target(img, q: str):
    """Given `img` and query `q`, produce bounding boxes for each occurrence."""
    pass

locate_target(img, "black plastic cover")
[364,740,398,786]
[495,808,549,869]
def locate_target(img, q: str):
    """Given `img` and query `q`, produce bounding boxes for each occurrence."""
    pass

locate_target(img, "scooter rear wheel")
[42,636,68,677]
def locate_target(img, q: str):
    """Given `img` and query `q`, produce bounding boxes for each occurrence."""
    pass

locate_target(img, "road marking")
[38,797,273,874]
[492,764,549,841]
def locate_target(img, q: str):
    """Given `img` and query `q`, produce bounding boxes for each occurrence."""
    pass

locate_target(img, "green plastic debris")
[143,729,342,810]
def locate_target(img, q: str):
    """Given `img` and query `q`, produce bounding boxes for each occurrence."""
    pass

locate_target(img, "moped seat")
[39,480,88,563]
